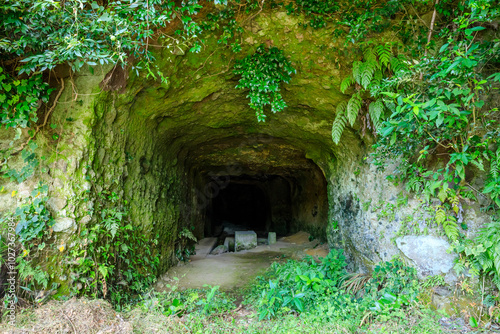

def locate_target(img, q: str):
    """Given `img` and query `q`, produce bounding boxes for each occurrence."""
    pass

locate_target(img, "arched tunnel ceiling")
[184,135,320,176]
[120,9,374,172]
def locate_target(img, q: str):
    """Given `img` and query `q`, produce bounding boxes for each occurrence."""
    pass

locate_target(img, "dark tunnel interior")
[201,168,329,244]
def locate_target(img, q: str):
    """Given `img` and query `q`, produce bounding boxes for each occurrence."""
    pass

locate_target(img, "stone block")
[210,245,228,255]
[224,237,235,252]
[257,238,268,245]
[268,232,277,245]
[235,231,257,251]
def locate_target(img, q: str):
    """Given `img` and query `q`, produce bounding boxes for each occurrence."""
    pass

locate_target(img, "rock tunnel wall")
[0,8,493,287]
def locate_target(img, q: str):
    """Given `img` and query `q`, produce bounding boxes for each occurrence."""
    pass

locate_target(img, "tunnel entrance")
[198,164,329,248]
[182,135,331,255]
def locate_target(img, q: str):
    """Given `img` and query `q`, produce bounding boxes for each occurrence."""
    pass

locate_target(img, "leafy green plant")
[0,68,50,129]
[332,42,406,144]
[320,248,347,282]
[234,45,296,122]
[3,143,40,184]
[286,0,403,38]
[134,283,235,317]
[419,274,446,290]
[176,227,197,262]
[200,8,244,52]
[251,249,348,320]
[1,0,202,75]
[289,0,340,29]
[364,258,419,301]
[453,220,500,290]
[68,191,159,308]
[0,182,55,301]
[474,220,500,289]
[485,148,500,208]
[0,0,204,183]
[16,259,50,293]
[352,2,500,287]
[341,273,371,297]
[370,292,410,315]
[372,1,499,212]
[10,183,54,243]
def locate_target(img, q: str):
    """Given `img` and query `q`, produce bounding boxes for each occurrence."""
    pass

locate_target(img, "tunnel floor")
[155,232,329,291]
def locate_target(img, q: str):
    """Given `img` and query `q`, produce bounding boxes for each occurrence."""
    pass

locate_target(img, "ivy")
[0,182,54,295]
[10,182,53,243]
[234,45,296,122]
[2,142,40,183]
[0,68,50,129]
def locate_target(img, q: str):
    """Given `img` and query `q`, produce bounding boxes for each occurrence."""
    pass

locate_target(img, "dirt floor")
[155,232,329,291]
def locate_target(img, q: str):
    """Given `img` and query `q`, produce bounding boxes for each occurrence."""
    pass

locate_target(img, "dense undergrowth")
[2,249,471,333]
[124,249,497,332]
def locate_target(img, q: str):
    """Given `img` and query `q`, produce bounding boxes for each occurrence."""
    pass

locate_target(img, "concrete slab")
[190,237,218,260]
[210,245,228,255]
[235,231,257,251]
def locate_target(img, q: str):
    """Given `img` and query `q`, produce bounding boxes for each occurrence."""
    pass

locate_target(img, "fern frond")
[490,148,500,178]
[449,194,460,214]
[337,100,348,113]
[406,177,422,193]
[341,75,355,94]
[443,216,459,241]
[371,69,383,87]
[363,47,377,65]
[361,60,377,89]
[376,44,392,68]
[389,57,400,73]
[385,101,396,113]
[435,206,446,226]
[368,99,384,130]
[352,61,363,84]
[347,93,362,126]
[470,159,485,171]
[332,110,347,145]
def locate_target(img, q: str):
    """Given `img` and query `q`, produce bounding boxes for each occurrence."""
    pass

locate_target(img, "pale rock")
[52,217,76,232]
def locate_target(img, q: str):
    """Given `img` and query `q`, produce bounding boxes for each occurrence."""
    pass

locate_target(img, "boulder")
[396,236,457,284]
